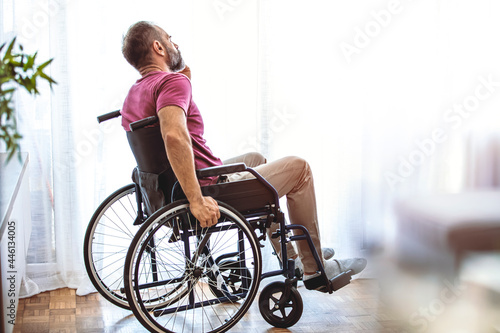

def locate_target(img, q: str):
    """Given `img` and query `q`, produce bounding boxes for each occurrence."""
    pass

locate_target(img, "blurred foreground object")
[395,191,500,275]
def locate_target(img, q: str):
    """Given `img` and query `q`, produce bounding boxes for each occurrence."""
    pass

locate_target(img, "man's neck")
[139,64,172,77]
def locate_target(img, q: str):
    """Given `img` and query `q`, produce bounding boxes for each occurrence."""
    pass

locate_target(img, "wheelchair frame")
[84,111,354,333]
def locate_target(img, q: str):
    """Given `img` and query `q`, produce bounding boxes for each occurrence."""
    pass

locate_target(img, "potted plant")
[0,37,56,162]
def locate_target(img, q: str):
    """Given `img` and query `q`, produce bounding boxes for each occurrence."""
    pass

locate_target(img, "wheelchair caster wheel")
[258,281,303,328]
[208,260,251,298]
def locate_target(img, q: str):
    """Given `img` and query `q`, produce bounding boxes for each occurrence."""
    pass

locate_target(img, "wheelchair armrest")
[196,163,247,178]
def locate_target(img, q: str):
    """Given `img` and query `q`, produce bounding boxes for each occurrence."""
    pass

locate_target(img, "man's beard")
[167,46,185,72]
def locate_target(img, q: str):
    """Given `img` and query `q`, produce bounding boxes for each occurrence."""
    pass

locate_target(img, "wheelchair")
[84,111,356,333]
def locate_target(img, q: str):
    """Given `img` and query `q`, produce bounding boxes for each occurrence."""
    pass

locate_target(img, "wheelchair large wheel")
[84,184,142,309]
[124,200,262,333]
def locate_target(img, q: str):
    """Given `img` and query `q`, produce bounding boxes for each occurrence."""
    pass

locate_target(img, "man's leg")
[222,152,266,167]
[223,153,298,262]
[228,156,322,274]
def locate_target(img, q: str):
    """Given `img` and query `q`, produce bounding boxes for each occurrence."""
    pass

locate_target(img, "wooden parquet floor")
[13,279,403,333]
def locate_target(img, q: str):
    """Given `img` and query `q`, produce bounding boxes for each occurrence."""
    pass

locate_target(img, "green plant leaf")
[1,87,15,94]
[37,58,53,72]
[9,59,22,67]
[3,38,16,61]
[39,72,57,86]
[0,37,55,162]
[23,53,36,71]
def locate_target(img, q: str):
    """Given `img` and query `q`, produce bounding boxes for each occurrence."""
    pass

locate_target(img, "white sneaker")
[294,247,336,279]
[322,247,335,260]
[322,258,367,279]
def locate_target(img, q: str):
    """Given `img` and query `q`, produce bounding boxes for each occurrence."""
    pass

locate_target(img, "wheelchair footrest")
[303,270,353,293]
[330,270,352,291]
[303,275,329,293]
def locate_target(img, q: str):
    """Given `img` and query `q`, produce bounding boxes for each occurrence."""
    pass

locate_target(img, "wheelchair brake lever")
[257,234,266,248]
[271,229,281,239]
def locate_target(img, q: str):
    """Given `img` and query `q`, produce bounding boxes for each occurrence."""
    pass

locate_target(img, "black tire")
[123,200,262,333]
[84,184,141,309]
[259,281,303,328]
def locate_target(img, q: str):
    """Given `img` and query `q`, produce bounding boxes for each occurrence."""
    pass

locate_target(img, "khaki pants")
[223,153,323,273]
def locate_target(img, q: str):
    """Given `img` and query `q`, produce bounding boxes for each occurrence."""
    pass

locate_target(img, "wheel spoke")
[124,203,262,333]
[84,185,138,309]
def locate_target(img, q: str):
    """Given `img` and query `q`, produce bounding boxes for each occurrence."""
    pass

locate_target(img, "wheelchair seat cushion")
[171,177,276,216]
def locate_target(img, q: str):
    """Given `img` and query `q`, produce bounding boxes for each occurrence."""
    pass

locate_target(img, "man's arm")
[158,105,220,227]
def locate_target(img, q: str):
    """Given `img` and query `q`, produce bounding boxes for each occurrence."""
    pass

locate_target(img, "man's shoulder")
[146,71,190,84]
[154,71,192,93]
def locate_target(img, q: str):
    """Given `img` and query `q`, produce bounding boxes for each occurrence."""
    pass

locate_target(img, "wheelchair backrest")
[127,126,177,213]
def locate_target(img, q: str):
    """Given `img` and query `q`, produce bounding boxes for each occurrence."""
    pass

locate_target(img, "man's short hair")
[122,21,164,70]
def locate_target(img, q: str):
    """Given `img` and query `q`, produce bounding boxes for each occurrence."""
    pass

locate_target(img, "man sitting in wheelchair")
[120,21,366,292]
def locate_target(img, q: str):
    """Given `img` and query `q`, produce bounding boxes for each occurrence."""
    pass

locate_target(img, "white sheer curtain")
[2,0,500,298]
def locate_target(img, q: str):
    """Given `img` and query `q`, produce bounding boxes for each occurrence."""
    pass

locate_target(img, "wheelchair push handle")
[129,115,159,132]
[97,110,121,123]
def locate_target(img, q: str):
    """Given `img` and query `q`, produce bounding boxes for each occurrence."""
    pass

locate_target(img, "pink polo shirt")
[121,71,222,186]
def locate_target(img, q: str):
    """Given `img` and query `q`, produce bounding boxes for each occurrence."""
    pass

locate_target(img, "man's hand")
[190,196,220,228]
[178,65,191,79]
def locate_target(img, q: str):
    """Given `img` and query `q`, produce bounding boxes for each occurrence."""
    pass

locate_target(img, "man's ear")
[152,40,166,56]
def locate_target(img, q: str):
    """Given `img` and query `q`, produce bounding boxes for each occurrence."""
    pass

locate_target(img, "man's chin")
[168,52,185,72]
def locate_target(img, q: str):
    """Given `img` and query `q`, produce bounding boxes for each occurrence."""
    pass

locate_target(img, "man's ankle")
[303,272,320,281]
